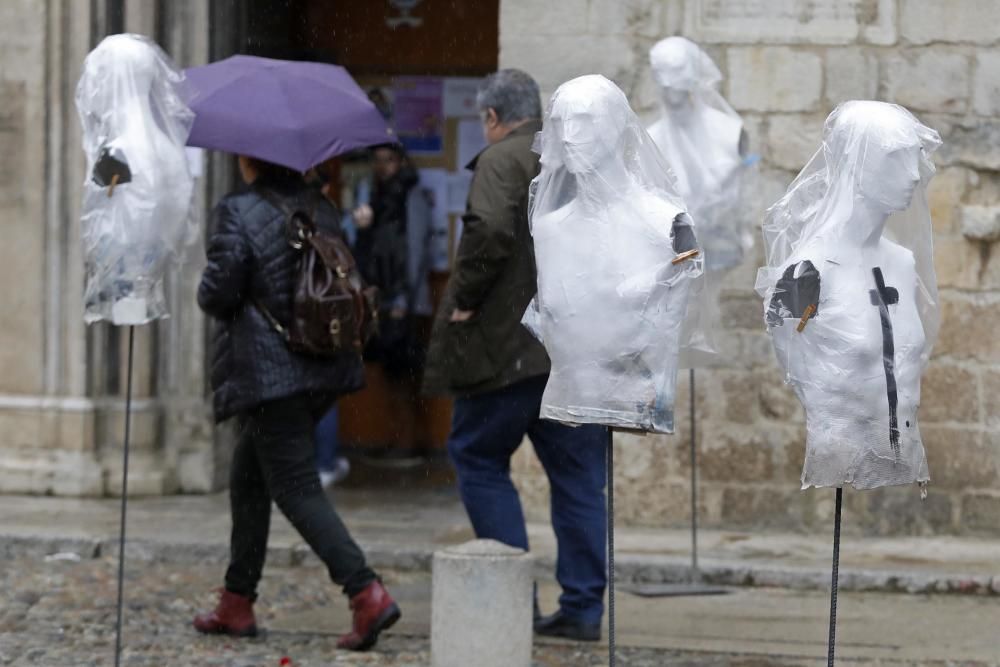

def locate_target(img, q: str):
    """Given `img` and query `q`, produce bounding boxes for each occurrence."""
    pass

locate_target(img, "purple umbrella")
[185,55,394,172]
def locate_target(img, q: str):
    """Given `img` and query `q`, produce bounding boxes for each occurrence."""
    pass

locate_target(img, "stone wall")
[501,0,1000,536]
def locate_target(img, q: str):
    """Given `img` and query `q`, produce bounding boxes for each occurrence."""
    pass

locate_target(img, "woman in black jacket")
[193,156,400,652]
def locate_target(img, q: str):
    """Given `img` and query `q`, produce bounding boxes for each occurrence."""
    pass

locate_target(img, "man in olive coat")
[424,69,607,642]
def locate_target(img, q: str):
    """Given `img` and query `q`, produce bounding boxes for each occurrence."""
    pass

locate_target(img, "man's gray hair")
[476,69,542,124]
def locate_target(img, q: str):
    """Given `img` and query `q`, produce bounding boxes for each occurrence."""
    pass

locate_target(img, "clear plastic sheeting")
[76,33,196,325]
[648,37,750,274]
[648,36,753,367]
[526,75,705,433]
[755,101,941,490]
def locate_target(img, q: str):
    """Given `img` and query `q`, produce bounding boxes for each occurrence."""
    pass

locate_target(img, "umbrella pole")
[113,326,135,667]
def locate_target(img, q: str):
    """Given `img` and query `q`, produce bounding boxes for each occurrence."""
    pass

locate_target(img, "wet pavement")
[2,487,998,597]
[1,487,998,664]
[0,554,997,666]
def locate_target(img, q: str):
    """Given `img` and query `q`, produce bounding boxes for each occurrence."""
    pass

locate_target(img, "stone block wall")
[501,0,1000,536]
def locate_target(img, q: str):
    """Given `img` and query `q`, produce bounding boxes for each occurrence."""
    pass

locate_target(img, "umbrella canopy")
[185,55,394,172]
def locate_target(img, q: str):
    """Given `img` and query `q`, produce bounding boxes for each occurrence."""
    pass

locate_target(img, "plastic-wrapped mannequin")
[647,37,753,366]
[648,37,748,275]
[526,75,705,433]
[76,34,195,324]
[756,101,941,490]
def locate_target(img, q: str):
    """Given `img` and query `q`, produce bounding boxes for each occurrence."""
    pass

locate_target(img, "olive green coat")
[423,120,550,397]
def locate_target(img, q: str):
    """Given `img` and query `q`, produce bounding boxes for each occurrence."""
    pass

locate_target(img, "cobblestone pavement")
[0,556,732,667]
[1,555,997,666]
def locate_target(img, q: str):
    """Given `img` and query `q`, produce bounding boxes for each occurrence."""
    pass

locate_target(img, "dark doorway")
[207,0,501,482]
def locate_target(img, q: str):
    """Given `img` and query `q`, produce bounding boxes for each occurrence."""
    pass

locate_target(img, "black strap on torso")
[869,266,901,458]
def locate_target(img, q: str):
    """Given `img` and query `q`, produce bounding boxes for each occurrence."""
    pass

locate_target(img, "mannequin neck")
[576,157,632,208]
[847,196,891,250]
[117,94,156,134]
[659,91,696,122]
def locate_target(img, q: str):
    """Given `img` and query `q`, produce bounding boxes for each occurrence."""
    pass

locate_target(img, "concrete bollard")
[431,539,534,667]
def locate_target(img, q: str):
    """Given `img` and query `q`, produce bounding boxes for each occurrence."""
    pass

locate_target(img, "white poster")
[446,171,473,214]
[443,77,482,117]
[457,118,488,169]
[419,168,451,271]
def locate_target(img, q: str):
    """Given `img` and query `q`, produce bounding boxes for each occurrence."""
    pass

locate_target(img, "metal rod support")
[689,368,698,573]
[114,326,135,667]
[828,487,843,667]
[607,427,615,667]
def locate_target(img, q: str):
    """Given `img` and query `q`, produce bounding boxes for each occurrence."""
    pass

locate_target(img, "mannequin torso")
[648,105,742,201]
[769,236,928,489]
[647,36,747,275]
[534,183,695,431]
[760,99,940,491]
[79,35,193,324]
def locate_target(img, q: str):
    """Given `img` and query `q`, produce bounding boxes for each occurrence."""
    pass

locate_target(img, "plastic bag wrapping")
[524,75,705,433]
[755,101,941,490]
[648,36,755,367]
[76,34,196,325]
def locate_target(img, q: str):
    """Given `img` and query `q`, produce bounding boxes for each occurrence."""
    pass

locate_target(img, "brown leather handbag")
[254,189,378,357]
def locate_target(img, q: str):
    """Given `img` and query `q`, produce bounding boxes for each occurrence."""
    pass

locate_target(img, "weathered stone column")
[0,0,101,495]
[431,539,534,667]
[0,0,220,497]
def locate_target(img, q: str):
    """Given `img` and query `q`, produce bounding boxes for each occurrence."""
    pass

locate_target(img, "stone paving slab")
[1,488,998,599]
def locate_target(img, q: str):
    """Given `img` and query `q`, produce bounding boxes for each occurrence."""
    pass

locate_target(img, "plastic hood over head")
[757,100,941,349]
[76,33,196,325]
[524,74,706,433]
[649,35,722,92]
[756,100,941,491]
[648,37,749,276]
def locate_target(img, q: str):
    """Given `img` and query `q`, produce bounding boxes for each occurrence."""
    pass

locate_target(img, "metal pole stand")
[114,326,135,667]
[606,427,616,667]
[828,487,843,666]
[626,369,729,598]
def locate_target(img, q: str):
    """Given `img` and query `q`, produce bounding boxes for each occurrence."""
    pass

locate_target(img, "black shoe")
[534,610,601,642]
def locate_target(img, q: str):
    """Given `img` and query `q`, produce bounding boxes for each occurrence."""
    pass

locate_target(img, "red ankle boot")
[193,589,258,637]
[337,581,401,651]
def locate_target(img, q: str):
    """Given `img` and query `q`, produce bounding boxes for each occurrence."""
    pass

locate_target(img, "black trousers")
[224,395,376,599]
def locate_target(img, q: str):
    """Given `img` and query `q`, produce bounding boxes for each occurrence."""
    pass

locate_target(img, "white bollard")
[431,539,534,667]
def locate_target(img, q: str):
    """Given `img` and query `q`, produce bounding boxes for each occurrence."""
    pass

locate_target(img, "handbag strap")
[255,185,318,247]
[250,186,315,342]
[252,297,290,342]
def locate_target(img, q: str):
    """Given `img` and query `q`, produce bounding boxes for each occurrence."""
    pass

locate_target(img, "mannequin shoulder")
[532,200,576,231]
[878,238,916,268]
[636,191,685,222]
[705,107,743,145]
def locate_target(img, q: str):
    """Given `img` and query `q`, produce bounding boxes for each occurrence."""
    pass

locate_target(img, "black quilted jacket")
[198,176,364,422]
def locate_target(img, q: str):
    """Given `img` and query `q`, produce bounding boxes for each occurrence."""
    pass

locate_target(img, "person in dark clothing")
[352,144,433,378]
[423,70,609,642]
[353,145,415,317]
[193,156,400,652]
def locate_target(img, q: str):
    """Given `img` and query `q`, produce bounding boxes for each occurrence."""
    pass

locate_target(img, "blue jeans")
[447,375,608,624]
[315,406,339,472]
